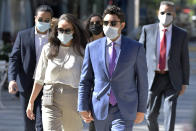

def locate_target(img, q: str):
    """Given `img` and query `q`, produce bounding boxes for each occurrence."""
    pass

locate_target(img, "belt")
[109,103,118,107]
[155,70,168,75]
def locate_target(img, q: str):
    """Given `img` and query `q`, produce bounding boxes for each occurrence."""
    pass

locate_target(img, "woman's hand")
[26,102,35,120]
[80,111,94,123]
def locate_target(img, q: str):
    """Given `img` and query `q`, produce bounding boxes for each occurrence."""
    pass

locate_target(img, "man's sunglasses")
[57,28,73,34]
[103,21,121,26]
[160,12,172,16]
[90,21,102,25]
[38,18,50,23]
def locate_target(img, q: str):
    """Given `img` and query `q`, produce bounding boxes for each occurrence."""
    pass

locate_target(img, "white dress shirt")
[35,28,49,63]
[156,24,172,71]
[106,35,121,71]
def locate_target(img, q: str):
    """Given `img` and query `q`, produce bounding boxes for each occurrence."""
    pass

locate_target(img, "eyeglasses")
[57,28,73,34]
[38,18,50,23]
[90,21,102,25]
[160,12,172,16]
[103,21,121,26]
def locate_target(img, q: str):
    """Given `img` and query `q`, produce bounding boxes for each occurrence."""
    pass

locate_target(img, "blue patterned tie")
[109,42,117,106]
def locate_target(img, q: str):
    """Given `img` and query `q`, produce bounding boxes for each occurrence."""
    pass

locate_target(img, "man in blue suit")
[8,5,53,131]
[78,5,148,131]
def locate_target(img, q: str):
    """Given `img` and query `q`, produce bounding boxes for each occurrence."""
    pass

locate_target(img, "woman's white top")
[34,43,84,88]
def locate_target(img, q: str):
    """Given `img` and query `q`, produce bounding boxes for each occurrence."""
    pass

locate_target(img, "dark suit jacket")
[139,23,190,90]
[78,36,148,120]
[8,27,36,92]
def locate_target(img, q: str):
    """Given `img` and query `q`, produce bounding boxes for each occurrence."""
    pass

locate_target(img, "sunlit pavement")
[1,41,196,131]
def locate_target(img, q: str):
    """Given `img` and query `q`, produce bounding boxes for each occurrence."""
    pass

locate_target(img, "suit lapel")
[101,37,110,79]
[30,27,36,62]
[111,36,125,77]
[169,25,177,58]
[114,36,124,69]
[152,24,159,61]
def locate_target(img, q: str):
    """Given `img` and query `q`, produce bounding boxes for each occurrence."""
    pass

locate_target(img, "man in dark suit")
[8,5,53,131]
[139,1,190,131]
[78,5,148,131]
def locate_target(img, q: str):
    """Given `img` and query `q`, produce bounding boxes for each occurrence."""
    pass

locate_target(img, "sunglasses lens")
[90,21,101,25]
[58,28,64,33]
[95,21,101,25]
[103,21,108,26]
[44,20,50,23]
[64,29,71,34]
[111,21,117,26]
[167,13,171,16]
[38,18,43,22]
[90,22,94,25]
[160,12,165,15]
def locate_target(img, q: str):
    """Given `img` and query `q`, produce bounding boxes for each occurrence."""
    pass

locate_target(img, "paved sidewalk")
[0,42,196,131]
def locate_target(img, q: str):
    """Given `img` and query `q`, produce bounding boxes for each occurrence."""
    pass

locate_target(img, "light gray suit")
[139,23,190,131]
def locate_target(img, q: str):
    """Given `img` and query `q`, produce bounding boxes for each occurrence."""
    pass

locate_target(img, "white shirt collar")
[106,35,121,46]
[159,23,172,32]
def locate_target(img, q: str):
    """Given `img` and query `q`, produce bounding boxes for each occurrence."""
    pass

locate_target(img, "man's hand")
[134,112,145,124]
[80,111,94,123]
[8,81,18,94]
[179,85,187,96]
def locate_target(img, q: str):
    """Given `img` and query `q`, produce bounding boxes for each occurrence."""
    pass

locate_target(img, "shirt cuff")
[34,80,44,86]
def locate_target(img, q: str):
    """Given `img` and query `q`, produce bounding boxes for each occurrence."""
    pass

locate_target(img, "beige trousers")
[42,84,82,131]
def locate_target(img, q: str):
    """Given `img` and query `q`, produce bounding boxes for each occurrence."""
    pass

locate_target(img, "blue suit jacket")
[78,36,148,120]
[8,27,36,92]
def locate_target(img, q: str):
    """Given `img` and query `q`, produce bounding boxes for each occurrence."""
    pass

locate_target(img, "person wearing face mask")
[139,1,190,131]
[85,13,105,131]
[8,5,53,131]
[26,13,88,131]
[86,14,104,42]
[78,5,148,131]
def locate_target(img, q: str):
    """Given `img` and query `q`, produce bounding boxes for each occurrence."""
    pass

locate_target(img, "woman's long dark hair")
[48,13,88,59]
[85,14,103,40]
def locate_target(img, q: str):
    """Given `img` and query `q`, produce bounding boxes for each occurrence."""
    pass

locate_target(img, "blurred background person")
[26,13,88,131]
[8,5,53,131]
[86,14,104,42]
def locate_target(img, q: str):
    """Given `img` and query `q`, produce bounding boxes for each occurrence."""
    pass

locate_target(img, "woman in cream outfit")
[26,13,88,131]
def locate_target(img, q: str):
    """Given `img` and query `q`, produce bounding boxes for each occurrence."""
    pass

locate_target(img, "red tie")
[159,29,167,71]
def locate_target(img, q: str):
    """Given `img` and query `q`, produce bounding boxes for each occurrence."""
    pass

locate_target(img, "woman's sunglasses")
[90,21,102,25]
[57,28,73,34]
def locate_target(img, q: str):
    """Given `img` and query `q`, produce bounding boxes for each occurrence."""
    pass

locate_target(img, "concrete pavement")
[1,42,196,131]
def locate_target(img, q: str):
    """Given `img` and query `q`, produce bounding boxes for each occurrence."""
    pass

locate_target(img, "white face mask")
[36,21,50,33]
[158,13,173,26]
[103,26,119,40]
[57,32,73,45]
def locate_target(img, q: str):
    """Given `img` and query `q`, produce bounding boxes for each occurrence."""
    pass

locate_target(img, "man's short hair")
[160,1,175,8]
[103,5,125,22]
[36,5,53,17]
